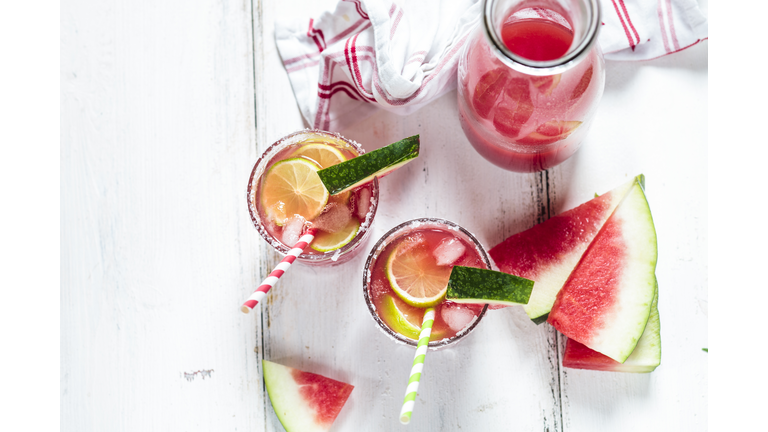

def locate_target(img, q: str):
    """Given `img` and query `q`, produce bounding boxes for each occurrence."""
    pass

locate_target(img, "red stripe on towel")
[617,0,641,47]
[610,0,636,50]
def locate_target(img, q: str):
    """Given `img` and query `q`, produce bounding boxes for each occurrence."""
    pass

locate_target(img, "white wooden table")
[61,0,708,430]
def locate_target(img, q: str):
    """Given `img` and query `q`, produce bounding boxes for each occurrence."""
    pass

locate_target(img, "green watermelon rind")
[445,266,534,306]
[620,278,661,371]
[317,135,420,195]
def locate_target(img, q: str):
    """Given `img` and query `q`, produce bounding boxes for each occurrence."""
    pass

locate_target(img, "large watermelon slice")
[563,279,661,372]
[489,176,639,323]
[262,360,354,432]
[548,179,657,363]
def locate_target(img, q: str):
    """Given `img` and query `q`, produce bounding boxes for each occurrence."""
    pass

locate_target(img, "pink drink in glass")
[363,219,489,349]
[458,0,605,172]
[247,130,379,266]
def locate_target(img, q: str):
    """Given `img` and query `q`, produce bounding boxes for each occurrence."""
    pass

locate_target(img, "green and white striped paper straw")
[399,306,436,425]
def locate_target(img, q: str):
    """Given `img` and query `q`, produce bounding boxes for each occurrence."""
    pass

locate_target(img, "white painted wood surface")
[61,0,264,430]
[61,0,708,431]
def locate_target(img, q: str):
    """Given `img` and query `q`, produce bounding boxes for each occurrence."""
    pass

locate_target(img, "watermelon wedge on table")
[548,179,657,363]
[489,176,640,323]
[263,360,354,432]
[563,279,661,372]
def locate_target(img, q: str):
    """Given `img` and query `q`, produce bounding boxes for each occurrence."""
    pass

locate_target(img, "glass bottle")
[458,0,605,172]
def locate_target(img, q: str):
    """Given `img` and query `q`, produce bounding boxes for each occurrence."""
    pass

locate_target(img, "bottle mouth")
[482,0,601,75]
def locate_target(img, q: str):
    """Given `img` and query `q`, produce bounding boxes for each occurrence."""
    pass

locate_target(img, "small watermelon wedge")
[548,179,657,363]
[562,279,661,372]
[489,176,640,323]
[317,135,419,195]
[445,266,534,307]
[263,360,354,432]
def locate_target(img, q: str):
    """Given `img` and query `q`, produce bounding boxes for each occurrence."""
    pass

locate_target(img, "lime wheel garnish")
[386,241,451,308]
[310,218,360,252]
[260,158,329,225]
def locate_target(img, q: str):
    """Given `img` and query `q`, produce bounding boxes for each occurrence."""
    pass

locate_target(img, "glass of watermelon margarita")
[247,130,379,266]
[457,0,605,172]
[363,218,490,350]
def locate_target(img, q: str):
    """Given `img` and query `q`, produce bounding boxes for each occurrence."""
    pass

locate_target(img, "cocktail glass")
[247,129,379,266]
[363,218,490,350]
[458,0,605,172]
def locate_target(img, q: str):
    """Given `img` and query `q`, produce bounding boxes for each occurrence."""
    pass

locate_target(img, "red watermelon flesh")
[548,179,657,363]
[263,360,354,432]
[563,281,661,373]
[489,177,638,322]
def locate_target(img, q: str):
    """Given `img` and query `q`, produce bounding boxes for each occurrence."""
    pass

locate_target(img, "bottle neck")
[482,0,601,76]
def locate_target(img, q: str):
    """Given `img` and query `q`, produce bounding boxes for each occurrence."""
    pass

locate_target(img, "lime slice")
[317,135,420,195]
[445,266,535,306]
[310,218,359,252]
[290,143,347,168]
[380,295,422,340]
[386,241,451,308]
[379,295,448,341]
[260,158,329,225]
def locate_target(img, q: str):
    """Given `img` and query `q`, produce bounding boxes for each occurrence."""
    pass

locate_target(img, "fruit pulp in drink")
[248,131,377,265]
[457,6,605,172]
[367,227,487,344]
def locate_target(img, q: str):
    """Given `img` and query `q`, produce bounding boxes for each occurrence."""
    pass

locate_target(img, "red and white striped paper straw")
[240,228,316,314]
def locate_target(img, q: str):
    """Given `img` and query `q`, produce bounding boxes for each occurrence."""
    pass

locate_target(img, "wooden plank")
[60,0,263,430]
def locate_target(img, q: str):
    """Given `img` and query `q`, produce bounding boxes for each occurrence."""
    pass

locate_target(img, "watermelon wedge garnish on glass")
[548,179,658,363]
[445,265,535,307]
[489,176,641,323]
[317,135,420,195]
[263,360,354,432]
[562,279,661,373]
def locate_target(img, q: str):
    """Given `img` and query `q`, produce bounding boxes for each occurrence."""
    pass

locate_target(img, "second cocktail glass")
[363,218,490,350]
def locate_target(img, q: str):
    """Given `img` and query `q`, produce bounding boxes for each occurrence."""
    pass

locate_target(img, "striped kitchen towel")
[275,0,708,131]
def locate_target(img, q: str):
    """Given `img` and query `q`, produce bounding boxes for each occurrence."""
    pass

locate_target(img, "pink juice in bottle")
[501,18,573,61]
[458,1,605,172]
[363,219,489,349]
[247,130,379,266]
